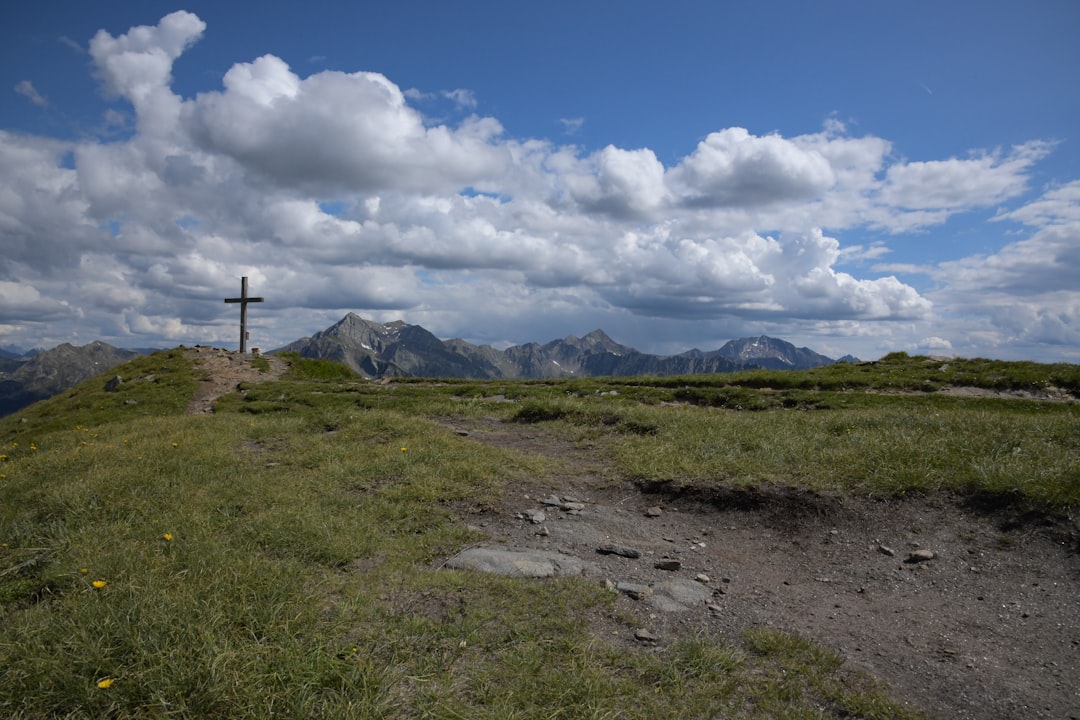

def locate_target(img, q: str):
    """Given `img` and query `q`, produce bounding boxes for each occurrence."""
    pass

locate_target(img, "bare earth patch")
[443,416,1080,720]
[183,346,288,415]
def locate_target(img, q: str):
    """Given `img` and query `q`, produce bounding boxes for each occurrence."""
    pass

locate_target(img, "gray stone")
[616,582,653,600]
[905,549,936,563]
[597,543,642,559]
[645,506,663,517]
[445,548,597,578]
[654,559,682,571]
[648,578,714,612]
[878,544,896,557]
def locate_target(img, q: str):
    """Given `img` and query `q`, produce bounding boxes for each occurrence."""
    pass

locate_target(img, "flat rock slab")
[446,547,598,578]
[647,578,714,612]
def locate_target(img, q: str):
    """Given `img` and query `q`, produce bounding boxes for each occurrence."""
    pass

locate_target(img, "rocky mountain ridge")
[0,341,140,416]
[275,312,848,379]
[0,317,852,416]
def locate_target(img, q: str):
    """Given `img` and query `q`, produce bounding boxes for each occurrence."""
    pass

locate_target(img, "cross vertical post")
[224,276,264,354]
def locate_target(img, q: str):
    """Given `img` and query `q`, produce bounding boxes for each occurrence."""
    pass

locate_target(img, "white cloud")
[667,127,836,208]
[878,142,1051,212]
[0,281,72,321]
[89,10,205,103]
[14,80,48,108]
[0,11,1072,363]
[923,182,1080,355]
[562,145,670,219]
[182,56,509,193]
[560,117,584,135]
[994,180,1080,228]
[919,336,953,352]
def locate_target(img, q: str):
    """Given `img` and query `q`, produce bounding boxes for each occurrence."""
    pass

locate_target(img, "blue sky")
[2,1,1078,361]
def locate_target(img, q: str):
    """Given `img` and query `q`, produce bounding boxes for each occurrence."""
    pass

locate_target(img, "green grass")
[2,350,1076,717]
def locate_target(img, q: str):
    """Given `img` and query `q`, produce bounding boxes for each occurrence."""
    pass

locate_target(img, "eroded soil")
[184,346,289,414]
[443,416,1080,720]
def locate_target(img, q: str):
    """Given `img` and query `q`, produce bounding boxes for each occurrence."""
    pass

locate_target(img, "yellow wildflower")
[92,580,107,589]
[97,678,114,689]
[80,567,88,574]
[163,533,173,541]
[172,442,178,448]
[401,447,407,453]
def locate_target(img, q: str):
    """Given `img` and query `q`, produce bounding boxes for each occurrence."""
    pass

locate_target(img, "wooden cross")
[223,276,264,354]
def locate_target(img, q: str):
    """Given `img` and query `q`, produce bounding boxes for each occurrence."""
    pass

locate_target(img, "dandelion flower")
[401,447,407,453]
[171,442,178,448]
[80,567,88,574]
[97,678,114,689]
[92,580,107,589]
[163,533,173,541]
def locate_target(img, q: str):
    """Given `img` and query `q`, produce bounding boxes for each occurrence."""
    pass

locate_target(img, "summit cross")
[223,276,264,354]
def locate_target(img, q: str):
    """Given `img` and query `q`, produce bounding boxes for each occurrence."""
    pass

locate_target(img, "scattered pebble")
[645,506,663,517]
[878,544,896,557]
[905,549,936,563]
[654,559,682,571]
[634,628,659,643]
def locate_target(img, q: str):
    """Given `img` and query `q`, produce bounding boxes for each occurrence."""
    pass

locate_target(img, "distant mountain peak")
[274,314,841,380]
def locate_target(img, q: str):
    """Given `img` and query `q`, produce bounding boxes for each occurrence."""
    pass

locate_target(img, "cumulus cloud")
[89,10,205,103]
[182,55,509,193]
[924,182,1080,354]
[667,127,836,208]
[561,145,670,219]
[0,11,1071,362]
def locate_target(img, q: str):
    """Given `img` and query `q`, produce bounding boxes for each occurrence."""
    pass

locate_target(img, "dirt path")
[183,346,289,414]
[444,416,1080,720]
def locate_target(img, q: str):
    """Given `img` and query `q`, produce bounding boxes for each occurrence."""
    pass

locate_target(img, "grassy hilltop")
[1,350,1077,718]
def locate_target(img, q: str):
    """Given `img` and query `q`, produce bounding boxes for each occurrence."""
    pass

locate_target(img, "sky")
[1,1,1078,362]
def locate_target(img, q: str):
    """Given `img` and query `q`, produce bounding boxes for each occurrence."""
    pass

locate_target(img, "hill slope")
[0,351,1077,718]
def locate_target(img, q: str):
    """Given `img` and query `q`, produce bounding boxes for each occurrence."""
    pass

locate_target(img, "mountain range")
[0,341,141,416]
[275,312,850,380]
[0,314,853,417]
